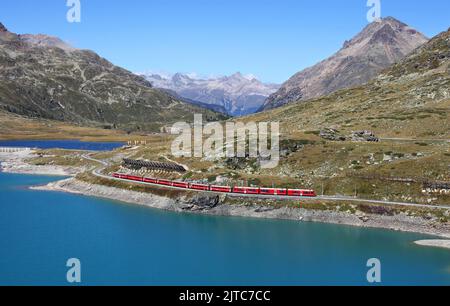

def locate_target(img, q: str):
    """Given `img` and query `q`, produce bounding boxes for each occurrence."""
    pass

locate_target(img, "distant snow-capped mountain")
[140,72,280,116]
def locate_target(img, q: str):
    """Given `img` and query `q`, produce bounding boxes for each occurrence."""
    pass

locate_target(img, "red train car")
[157,179,173,187]
[249,187,289,196]
[143,177,158,184]
[287,189,317,197]
[275,189,288,196]
[113,173,122,179]
[189,184,210,191]
[302,190,317,197]
[172,181,189,189]
[126,175,144,182]
[232,187,246,194]
[246,187,260,195]
[260,188,275,195]
[233,187,260,195]
[288,189,301,197]
[210,185,232,193]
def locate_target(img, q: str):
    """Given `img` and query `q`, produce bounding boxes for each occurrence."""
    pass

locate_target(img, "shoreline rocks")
[0,150,79,176]
[32,177,450,240]
[4,150,450,242]
[414,240,450,250]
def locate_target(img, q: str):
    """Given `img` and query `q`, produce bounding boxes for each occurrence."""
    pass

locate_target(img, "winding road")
[82,154,450,210]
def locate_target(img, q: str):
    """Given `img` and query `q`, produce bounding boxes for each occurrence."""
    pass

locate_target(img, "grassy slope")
[0,111,142,141]
[0,31,227,132]
[215,29,450,204]
[244,29,450,139]
[5,30,450,212]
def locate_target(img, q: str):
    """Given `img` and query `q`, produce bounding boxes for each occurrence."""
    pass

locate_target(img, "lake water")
[0,173,449,285]
[0,139,123,151]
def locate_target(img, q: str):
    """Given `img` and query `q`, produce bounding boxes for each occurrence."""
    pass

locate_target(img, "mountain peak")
[227,72,245,81]
[19,34,75,51]
[381,16,408,26]
[345,17,425,50]
[261,17,428,111]
[141,72,280,116]
[171,73,193,86]
[228,72,259,82]
[369,23,398,44]
[0,22,8,33]
[365,17,408,31]
[172,72,191,80]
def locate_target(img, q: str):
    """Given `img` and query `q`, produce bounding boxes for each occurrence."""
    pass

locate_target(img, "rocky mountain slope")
[226,28,449,208]
[142,72,280,116]
[19,34,75,51]
[0,23,226,132]
[246,27,450,139]
[157,88,229,115]
[261,17,428,111]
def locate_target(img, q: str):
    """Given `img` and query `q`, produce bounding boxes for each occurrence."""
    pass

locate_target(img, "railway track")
[82,154,450,210]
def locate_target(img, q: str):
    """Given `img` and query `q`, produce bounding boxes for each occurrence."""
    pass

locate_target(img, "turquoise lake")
[0,172,449,286]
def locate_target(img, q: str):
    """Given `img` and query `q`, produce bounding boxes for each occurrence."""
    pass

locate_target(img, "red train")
[190,184,210,191]
[233,187,260,195]
[210,185,233,193]
[260,188,288,196]
[112,173,317,197]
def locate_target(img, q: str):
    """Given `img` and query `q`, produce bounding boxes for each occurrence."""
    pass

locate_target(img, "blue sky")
[1,0,449,83]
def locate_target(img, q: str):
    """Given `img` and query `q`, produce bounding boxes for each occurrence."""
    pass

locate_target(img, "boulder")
[319,128,346,141]
[188,194,221,209]
[320,128,379,142]
[351,130,379,142]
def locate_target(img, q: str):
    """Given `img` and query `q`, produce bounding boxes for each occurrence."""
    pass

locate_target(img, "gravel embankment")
[33,177,450,240]
[414,240,450,250]
[3,150,450,241]
[0,150,79,176]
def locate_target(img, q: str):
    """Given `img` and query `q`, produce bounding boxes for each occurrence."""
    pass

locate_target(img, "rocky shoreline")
[0,150,79,176]
[2,150,450,241]
[414,240,450,250]
[33,176,450,240]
